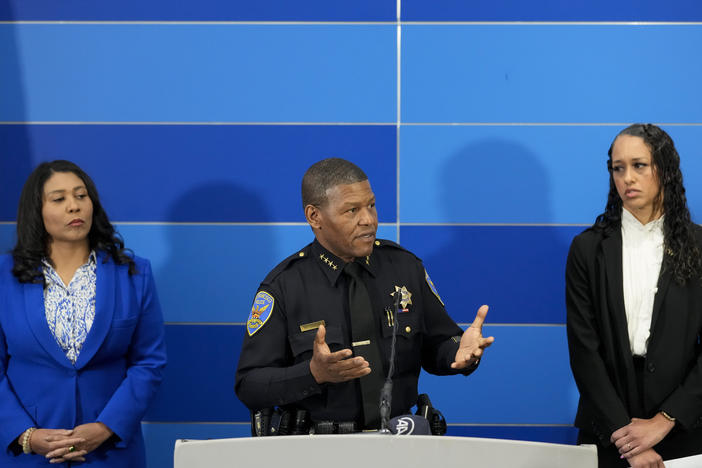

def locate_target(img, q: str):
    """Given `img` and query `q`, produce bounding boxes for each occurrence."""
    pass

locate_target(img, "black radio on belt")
[251,407,311,436]
[415,393,447,436]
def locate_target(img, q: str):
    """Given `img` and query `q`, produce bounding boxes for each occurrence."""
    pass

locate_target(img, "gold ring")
[68,445,76,453]
[627,443,631,450]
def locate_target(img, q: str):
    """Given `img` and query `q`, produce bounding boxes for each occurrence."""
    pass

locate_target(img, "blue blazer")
[0,252,167,467]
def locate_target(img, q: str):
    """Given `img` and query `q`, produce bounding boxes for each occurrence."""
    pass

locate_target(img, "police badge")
[391,285,413,311]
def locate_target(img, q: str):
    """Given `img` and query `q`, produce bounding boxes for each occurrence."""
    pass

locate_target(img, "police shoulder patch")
[424,269,444,306]
[247,291,275,336]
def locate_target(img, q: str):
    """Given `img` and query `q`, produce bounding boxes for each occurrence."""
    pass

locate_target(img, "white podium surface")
[664,453,702,468]
[174,434,597,468]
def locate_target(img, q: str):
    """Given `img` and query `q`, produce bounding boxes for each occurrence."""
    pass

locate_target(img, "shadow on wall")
[440,138,553,224]
[0,9,33,252]
[415,138,580,437]
[158,180,276,323]
[422,138,572,324]
[145,181,271,424]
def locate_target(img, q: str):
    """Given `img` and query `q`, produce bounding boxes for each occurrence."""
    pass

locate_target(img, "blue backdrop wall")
[1,2,702,467]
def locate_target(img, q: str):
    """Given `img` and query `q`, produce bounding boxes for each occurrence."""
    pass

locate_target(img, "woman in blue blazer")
[0,160,167,466]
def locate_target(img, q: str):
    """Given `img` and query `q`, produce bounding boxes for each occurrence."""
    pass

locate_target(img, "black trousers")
[578,357,702,467]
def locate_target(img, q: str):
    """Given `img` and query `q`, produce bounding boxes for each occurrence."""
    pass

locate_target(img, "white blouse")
[621,208,664,356]
[42,251,97,364]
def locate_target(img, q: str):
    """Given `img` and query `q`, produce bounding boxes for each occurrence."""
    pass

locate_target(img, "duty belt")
[312,420,359,434]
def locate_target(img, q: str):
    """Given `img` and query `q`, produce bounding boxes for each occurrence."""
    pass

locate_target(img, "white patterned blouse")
[42,251,97,364]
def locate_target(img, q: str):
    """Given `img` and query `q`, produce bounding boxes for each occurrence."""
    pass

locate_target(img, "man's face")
[312,180,378,263]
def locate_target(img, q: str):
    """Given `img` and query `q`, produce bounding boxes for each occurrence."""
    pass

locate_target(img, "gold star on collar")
[391,286,413,309]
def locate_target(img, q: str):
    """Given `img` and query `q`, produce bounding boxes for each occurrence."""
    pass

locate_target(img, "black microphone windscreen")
[388,414,431,435]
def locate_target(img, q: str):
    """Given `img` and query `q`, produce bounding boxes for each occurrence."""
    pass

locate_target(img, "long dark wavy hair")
[594,123,701,285]
[12,160,136,284]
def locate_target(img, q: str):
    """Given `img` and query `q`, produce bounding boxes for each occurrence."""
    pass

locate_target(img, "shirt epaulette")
[262,243,313,284]
[373,238,421,261]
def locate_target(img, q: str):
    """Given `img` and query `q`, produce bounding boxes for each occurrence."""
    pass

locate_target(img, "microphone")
[388,414,431,435]
[379,290,401,432]
[378,380,392,432]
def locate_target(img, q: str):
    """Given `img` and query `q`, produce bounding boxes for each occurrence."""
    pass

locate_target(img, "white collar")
[621,208,664,235]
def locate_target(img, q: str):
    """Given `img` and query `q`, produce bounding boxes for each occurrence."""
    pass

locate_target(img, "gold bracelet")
[21,427,36,454]
[660,411,676,423]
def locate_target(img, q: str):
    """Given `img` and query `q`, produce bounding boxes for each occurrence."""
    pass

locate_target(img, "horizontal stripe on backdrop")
[0,124,397,223]
[0,24,396,122]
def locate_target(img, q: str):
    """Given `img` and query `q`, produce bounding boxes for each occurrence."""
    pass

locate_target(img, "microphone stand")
[379,292,400,433]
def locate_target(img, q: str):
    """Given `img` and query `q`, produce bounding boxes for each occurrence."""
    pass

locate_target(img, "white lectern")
[174,434,597,468]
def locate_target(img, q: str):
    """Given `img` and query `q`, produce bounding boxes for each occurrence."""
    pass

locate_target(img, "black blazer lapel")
[650,262,673,334]
[602,228,644,414]
[601,230,631,353]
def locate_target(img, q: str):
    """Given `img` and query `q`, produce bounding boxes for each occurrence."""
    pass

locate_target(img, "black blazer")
[566,224,702,447]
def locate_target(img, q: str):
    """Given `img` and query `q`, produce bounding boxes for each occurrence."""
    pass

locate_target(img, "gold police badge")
[391,285,413,310]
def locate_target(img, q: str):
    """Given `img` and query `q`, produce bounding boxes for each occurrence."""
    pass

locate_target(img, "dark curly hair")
[594,123,701,285]
[11,160,136,284]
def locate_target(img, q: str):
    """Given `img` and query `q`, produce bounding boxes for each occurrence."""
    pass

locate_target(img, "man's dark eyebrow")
[340,197,375,208]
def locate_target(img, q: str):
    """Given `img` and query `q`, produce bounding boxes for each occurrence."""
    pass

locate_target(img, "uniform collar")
[311,239,377,286]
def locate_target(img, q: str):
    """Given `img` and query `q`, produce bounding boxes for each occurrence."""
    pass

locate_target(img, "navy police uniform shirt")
[235,238,475,427]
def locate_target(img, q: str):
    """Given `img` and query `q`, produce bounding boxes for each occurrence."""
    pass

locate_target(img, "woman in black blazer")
[566,124,702,468]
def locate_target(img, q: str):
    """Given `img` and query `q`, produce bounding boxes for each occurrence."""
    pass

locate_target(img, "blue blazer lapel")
[24,282,73,368]
[75,252,115,369]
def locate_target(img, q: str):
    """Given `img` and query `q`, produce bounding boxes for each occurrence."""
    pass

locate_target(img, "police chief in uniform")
[235,158,494,432]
